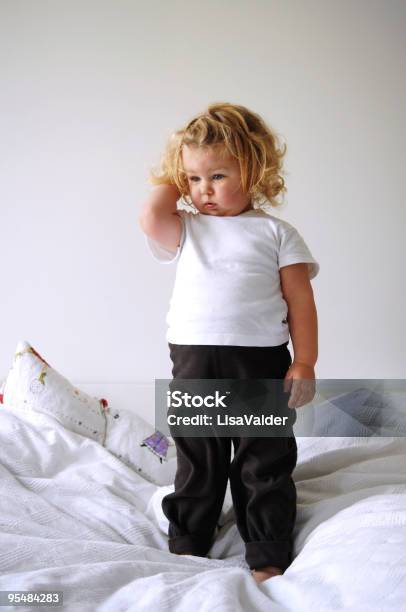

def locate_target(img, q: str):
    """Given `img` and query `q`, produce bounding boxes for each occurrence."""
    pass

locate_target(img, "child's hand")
[283,362,316,409]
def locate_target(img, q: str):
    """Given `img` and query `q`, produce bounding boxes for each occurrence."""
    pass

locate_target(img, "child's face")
[181,144,252,216]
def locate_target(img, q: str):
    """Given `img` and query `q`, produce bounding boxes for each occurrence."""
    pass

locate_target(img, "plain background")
[1,0,405,388]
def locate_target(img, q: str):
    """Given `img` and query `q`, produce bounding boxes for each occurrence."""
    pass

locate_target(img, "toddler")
[139,102,319,584]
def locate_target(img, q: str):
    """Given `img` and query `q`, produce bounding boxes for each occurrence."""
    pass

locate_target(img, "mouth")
[204,203,217,209]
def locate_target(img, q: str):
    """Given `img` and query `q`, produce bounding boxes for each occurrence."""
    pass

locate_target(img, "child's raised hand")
[283,362,316,409]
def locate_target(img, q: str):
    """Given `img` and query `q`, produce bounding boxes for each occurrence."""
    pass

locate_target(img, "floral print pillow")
[2,340,109,444]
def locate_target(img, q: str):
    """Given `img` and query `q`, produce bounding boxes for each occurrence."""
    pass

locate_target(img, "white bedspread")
[1,401,406,611]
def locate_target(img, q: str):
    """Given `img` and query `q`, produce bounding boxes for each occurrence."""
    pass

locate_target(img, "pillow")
[1,340,109,444]
[104,407,177,486]
[1,339,178,486]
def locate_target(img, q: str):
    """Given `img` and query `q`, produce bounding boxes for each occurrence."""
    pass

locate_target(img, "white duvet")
[1,400,406,612]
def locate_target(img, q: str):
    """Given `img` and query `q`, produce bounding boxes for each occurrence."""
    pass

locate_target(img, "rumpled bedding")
[1,399,406,611]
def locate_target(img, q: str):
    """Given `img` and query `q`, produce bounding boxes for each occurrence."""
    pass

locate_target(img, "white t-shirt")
[146,209,319,347]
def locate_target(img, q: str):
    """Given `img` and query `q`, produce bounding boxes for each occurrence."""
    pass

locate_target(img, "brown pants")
[162,342,297,571]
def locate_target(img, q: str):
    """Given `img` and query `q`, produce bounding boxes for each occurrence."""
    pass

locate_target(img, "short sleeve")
[144,213,186,264]
[278,226,320,280]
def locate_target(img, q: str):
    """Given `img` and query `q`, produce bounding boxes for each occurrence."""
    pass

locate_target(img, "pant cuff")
[168,533,213,557]
[245,540,293,572]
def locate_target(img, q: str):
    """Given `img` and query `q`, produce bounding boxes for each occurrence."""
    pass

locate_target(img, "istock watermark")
[155,379,406,438]
[167,390,231,409]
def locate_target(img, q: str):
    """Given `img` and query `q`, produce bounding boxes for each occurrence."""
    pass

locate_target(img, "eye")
[188,174,225,182]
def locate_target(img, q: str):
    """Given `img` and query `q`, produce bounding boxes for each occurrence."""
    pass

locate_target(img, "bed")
[1,341,406,611]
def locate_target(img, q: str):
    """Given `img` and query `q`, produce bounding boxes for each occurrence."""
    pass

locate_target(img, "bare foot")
[251,565,283,584]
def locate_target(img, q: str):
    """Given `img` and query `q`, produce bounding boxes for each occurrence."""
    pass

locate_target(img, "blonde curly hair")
[147,102,288,209]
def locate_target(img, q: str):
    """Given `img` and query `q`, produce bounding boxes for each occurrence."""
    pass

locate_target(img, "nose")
[199,179,214,196]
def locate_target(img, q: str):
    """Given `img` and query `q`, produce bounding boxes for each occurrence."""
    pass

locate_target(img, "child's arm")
[280,263,318,367]
[280,262,318,408]
[138,184,183,252]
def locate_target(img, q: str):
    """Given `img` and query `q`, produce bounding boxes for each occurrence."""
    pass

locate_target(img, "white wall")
[1,0,405,387]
